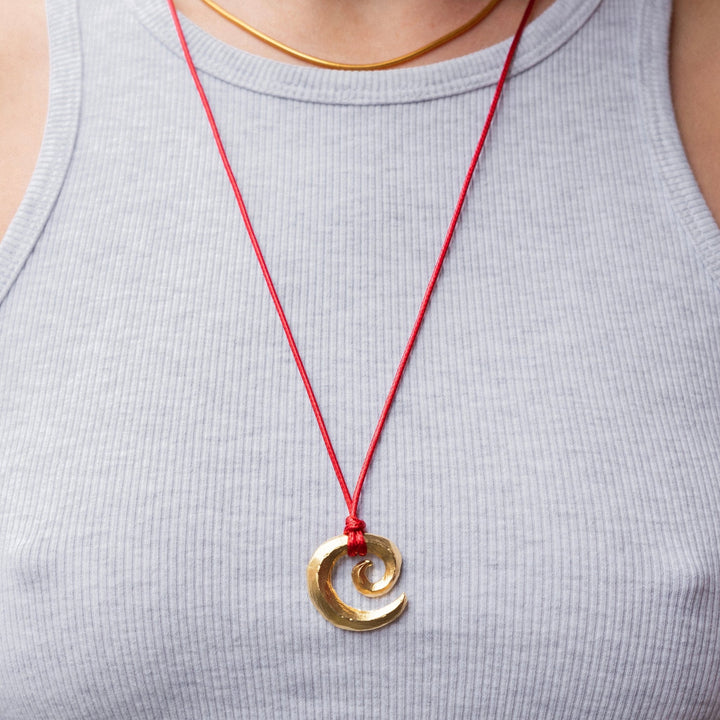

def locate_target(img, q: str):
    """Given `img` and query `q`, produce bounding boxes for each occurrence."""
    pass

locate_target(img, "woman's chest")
[1,197,720,717]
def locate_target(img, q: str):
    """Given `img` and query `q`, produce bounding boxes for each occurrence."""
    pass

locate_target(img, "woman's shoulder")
[0,0,49,241]
[670,0,720,225]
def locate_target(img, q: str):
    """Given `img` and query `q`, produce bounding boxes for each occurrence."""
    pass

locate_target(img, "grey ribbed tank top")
[1,0,719,717]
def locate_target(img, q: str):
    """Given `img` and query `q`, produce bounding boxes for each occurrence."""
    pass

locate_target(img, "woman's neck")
[173,0,556,68]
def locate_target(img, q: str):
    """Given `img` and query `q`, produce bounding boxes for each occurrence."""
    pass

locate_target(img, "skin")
[669,0,720,225]
[0,0,48,241]
[0,0,718,240]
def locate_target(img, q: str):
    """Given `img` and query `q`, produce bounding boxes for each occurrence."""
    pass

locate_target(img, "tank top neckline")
[123,0,603,105]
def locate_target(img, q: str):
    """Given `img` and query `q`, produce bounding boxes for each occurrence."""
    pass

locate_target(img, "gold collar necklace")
[197,0,506,70]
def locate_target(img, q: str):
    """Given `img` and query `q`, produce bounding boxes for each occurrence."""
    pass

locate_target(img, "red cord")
[167,0,536,556]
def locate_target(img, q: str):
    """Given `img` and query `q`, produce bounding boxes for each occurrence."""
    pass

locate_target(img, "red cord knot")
[344,516,367,557]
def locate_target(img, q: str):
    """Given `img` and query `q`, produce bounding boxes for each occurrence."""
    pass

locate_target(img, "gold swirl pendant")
[307,534,408,631]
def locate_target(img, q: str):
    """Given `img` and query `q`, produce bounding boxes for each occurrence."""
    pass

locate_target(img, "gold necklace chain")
[197,0,506,71]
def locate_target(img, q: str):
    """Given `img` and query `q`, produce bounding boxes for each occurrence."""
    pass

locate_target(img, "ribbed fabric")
[1,0,719,717]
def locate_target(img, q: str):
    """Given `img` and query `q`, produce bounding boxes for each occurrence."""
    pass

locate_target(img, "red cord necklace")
[168,0,536,631]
